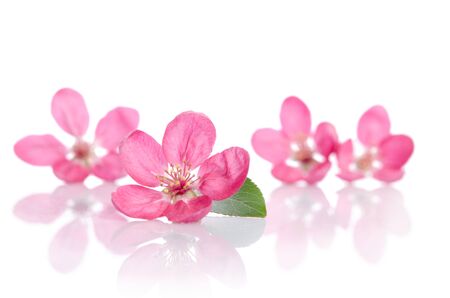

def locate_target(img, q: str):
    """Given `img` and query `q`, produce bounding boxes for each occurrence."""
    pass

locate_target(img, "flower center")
[158,164,199,203]
[293,146,314,163]
[356,152,375,172]
[290,140,320,172]
[71,140,95,167]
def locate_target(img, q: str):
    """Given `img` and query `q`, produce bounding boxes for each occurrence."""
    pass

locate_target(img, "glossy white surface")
[1,1,449,297]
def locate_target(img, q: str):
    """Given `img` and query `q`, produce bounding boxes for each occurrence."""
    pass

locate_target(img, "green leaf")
[211,178,266,218]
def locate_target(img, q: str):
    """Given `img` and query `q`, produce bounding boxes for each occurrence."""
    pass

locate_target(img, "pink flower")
[14,88,139,183]
[251,96,338,184]
[112,112,250,223]
[336,106,414,182]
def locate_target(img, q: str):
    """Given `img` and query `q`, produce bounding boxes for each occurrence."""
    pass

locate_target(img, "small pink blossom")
[252,96,338,184]
[336,106,414,182]
[14,88,139,183]
[112,112,250,223]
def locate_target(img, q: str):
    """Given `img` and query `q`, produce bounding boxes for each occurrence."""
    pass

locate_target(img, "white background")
[1,1,449,297]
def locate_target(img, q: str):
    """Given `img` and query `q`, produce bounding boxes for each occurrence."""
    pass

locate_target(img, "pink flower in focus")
[112,112,250,223]
[336,106,414,182]
[14,88,139,183]
[252,96,338,184]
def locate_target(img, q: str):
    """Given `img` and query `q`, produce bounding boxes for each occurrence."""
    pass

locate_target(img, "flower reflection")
[14,183,127,273]
[266,185,335,269]
[336,186,411,263]
[266,185,410,268]
[109,217,265,297]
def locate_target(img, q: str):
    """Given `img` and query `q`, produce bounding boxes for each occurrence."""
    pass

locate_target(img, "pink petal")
[95,107,139,151]
[357,105,391,147]
[302,161,331,184]
[52,159,90,183]
[51,88,89,137]
[280,96,311,140]
[336,170,365,182]
[314,122,338,158]
[198,147,250,201]
[120,130,167,187]
[162,112,216,169]
[377,134,414,169]
[14,193,66,224]
[48,219,88,273]
[337,139,355,170]
[251,128,290,164]
[92,152,126,181]
[14,135,66,166]
[112,185,169,220]
[373,167,404,183]
[165,196,212,223]
[271,163,302,183]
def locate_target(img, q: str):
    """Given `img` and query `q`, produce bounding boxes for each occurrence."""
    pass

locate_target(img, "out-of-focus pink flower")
[252,97,338,184]
[336,106,414,182]
[14,88,139,183]
[112,112,250,223]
